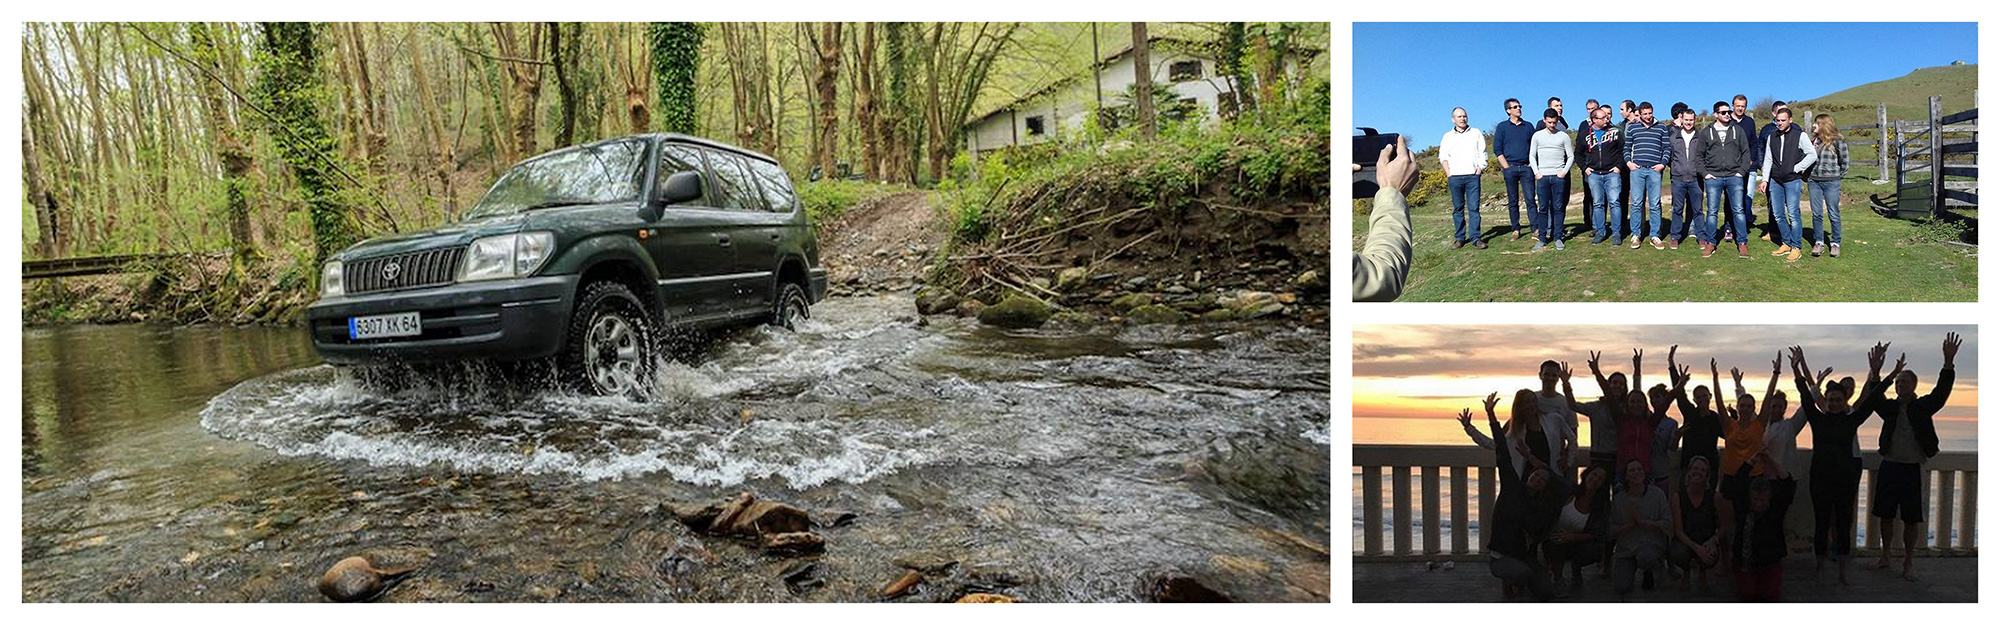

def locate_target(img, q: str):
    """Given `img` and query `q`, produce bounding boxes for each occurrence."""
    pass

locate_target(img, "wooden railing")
[1354,444,1977,561]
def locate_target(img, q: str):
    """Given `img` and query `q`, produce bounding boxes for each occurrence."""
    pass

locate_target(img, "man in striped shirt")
[1625,102,1674,249]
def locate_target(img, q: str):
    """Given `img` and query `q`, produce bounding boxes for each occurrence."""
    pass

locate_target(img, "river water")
[21,294,1331,602]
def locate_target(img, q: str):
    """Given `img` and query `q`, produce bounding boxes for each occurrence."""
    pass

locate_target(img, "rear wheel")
[769,281,811,330]
[562,281,657,399]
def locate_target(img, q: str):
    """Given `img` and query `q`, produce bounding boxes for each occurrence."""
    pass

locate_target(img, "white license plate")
[349,312,422,340]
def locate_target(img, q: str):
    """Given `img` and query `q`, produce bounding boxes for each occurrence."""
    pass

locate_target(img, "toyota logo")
[382,261,402,282]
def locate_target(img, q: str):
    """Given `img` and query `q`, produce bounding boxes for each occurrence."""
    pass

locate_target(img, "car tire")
[769,281,811,330]
[562,281,657,399]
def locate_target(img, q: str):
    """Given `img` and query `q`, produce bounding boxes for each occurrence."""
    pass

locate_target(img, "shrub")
[1407,170,1449,206]
[797,179,896,224]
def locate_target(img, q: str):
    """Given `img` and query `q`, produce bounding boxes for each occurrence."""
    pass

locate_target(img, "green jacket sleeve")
[1352,188,1414,302]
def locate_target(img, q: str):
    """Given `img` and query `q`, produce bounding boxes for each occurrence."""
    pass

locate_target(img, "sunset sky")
[1352,325,1979,451]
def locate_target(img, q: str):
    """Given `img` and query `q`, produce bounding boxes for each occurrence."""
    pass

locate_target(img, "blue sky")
[1355,23,1978,150]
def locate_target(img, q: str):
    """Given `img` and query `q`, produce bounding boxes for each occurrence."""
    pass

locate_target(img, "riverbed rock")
[956,593,1018,603]
[1054,267,1092,293]
[1290,269,1327,292]
[1109,292,1154,312]
[1126,304,1186,325]
[761,531,827,555]
[813,510,859,528]
[953,300,985,317]
[977,296,1051,329]
[672,492,812,537]
[914,288,963,315]
[1200,309,1237,322]
[892,554,959,575]
[879,570,925,598]
[1148,574,1233,603]
[781,561,825,595]
[316,555,416,603]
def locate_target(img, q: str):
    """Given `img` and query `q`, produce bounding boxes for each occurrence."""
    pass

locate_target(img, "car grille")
[345,246,465,295]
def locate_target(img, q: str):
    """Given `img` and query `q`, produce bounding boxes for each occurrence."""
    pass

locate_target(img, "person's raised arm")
[1486,392,1520,487]
[1560,361,1582,412]
[1632,348,1645,398]
[1788,345,1822,412]
[1764,352,1782,403]
[1710,358,1724,417]
[1926,332,1962,409]
[1588,350,1614,398]
[1459,407,1496,450]
[1354,137,1419,302]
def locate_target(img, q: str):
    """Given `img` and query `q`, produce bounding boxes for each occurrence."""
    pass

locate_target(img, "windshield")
[464,140,647,219]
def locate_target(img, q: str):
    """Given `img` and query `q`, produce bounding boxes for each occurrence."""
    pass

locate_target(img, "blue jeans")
[1448,174,1482,242]
[1535,175,1566,242]
[1769,178,1804,248]
[1587,170,1623,240]
[1503,164,1536,230]
[1705,176,1747,244]
[1629,167,1662,240]
[1808,179,1842,244]
[1671,178,1704,242]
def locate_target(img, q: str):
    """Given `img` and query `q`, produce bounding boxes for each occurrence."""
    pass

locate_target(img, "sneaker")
[1723,231,1734,243]
[1590,235,1605,245]
[1701,242,1715,258]
[1760,232,1773,242]
[1514,229,1527,240]
[1554,239,1566,251]
[1771,244,1792,256]
[1738,243,1750,258]
[1669,238,1681,250]
[1830,243,1840,258]
[1629,235,1642,249]
[1812,242,1825,257]
[1473,239,1488,249]
[1651,236,1665,250]
[1453,240,1466,249]
[1532,241,1547,252]
[1786,247,1802,261]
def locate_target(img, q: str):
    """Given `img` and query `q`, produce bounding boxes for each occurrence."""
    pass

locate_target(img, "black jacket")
[1486,419,1562,558]
[1856,365,1953,459]
[1574,124,1625,173]
[1724,462,1796,570]
[1695,123,1752,178]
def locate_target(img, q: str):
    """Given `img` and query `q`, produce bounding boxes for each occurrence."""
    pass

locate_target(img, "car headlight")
[321,260,344,298]
[459,232,556,282]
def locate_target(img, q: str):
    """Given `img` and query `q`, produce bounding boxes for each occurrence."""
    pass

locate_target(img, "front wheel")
[562,281,657,399]
[769,282,811,330]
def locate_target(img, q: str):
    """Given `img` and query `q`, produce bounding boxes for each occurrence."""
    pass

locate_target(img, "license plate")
[349,312,422,340]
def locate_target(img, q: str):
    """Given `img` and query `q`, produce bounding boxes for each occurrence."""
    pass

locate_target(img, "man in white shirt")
[1440,107,1489,249]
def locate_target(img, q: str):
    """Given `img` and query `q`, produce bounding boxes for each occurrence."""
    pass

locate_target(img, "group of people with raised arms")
[1456,333,1960,601]
[1445,95,1851,260]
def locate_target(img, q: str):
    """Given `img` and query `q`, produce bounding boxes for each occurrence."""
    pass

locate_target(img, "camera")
[1353,127,1400,198]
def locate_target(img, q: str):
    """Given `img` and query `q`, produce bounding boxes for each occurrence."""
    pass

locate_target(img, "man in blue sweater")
[1731,95,1760,243]
[1625,102,1673,249]
[1493,98,1539,240]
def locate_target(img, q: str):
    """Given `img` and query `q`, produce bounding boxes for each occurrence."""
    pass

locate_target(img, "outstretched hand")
[1457,408,1474,428]
[1633,348,1644,369]
[1868,342,1890,372]
[1483,391,1501,414]
[1379,135,1419,196]
[1559,361,1574,381]
[1771,352,1782,373]
[1588,351,1603,374]
[1945,331,1963,365]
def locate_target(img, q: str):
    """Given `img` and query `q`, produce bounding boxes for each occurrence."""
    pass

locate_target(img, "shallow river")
[22,294,1330,602]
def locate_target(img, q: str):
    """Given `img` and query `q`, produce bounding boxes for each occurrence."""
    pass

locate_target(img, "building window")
[1169,60,1202,82]
[1164,98,1198,122]
[1026,115,1046,136]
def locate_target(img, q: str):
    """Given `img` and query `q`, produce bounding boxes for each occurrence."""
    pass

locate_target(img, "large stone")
[953,300,986,317]
[1054,267,1092,293]
[316,555,416,603]
[761,531,826,555]
[879,571,925,598]
[956,593,1018,603]
[977,296,1051,329]
[1290,269,1327,292]
[914,288,963,315]
[1127,304,1186,325]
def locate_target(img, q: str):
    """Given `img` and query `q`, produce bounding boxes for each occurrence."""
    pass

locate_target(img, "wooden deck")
[1354,556,1977,602]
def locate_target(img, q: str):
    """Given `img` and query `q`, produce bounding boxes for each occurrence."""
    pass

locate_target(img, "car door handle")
[768,233,781,241]
[717,235,732,247]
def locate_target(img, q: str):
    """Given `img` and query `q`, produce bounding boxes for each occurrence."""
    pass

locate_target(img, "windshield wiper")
[523,199,593,210]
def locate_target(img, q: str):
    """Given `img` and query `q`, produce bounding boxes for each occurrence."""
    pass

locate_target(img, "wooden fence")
[1816,95,1978,220]
[1353,444,1977,561]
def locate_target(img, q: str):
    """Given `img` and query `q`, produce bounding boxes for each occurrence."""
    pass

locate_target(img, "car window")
[657,143,709,205]
[464,140,646,218]
[705,150,767,211]
[745,157,798,213]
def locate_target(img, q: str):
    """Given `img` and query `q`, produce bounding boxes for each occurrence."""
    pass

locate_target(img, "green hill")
[1790,64,1977,123]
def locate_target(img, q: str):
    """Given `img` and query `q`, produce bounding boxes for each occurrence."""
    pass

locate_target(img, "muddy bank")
[23,294,1330,602]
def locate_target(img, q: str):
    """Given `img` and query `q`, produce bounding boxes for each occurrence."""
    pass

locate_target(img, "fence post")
[1895,127,1906,192]
[1930,95,1944,219]
[1879,103,1891,182]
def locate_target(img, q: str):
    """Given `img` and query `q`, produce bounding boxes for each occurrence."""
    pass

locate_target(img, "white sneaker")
[1629,235,1641,249]
[1554,239,1566,251]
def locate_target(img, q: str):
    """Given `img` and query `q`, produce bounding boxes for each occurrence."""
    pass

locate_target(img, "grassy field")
[1355,175,1977,302]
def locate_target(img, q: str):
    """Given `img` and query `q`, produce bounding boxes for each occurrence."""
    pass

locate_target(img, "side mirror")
[659,170,703,205]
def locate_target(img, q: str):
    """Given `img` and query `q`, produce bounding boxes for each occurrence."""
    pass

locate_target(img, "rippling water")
[22,294,1331,602]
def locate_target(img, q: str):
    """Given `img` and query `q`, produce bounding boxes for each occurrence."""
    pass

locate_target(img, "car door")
[701,148,781,315]
[741,155,802,311]
[648,142,738,321]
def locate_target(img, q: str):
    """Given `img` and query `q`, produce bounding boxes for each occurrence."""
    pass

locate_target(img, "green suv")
[307,134,827,397]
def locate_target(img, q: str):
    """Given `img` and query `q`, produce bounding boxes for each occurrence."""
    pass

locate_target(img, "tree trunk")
[1130,22,1155,141]
[256,22,359,266]
[493,22,546,160]
[884,22,914,184]
[1220,22,1253,117]
[190,21,257,268]
[550,22,578,147]
[854,22,879,180]
[348,23,388,177]
[811,22,842,180]
[410,23,459,218]
[23,63,62,258]
[649,22,704,135]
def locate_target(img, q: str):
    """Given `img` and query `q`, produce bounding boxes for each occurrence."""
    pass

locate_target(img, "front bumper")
[306,274,579,365]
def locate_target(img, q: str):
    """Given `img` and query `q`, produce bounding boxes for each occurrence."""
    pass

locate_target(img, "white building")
[963,37,1259,159]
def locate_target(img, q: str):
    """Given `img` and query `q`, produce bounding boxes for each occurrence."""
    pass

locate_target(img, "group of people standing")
[1440,95,1852,260]
[1457,333,1959,601]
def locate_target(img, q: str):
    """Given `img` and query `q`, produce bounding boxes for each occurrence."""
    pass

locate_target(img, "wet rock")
[1126,304,1186,325]
[892,554,959,575]
[976,296,1050,329]
[953,300,985,317]
[1276,292,1298,305]
[526,585,564,600]
[460,580,496,594]
[761,531,826,555]
[1241,302,1287,319]
[1109,292,1155,312]
[316,555,416,603]
[955,593,1018,603]
[1163,284,1192,295]
[813,510,859,528]
[1122,276,1151,289]
[1148,574,1233,603]
[879,570,925,598]
[1054,267,1092,293]
[914,288,963,315]
[712,492,813,536]
[781,561,825,595]
[1200,308,1237,322]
